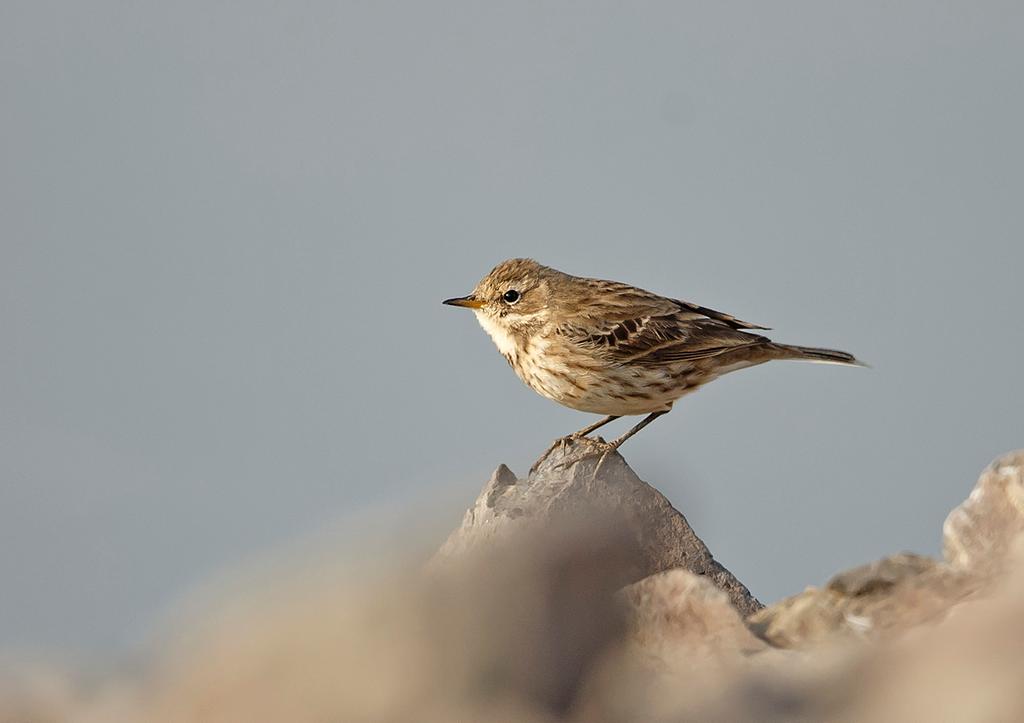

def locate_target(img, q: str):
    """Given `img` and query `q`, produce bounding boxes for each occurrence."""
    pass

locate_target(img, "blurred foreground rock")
[435,438,762,617]
[621,568,770,665]
[4,450,1024,723]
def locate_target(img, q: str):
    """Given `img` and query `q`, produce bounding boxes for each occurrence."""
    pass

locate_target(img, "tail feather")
[768,343,866,367]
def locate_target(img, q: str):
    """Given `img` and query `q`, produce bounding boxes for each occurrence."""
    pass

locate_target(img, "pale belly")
[508,343,709,416]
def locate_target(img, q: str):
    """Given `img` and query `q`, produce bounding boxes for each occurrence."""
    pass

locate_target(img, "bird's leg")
[550,409,672,473]
[530,415,621,473]
[592,411,669,477]
[607,411,667,450]
[569,415,621,440]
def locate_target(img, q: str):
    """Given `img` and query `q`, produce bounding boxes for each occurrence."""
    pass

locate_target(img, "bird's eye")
[502,289,521,304]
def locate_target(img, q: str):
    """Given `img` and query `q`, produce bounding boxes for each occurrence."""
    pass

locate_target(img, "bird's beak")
[442,295,484,309]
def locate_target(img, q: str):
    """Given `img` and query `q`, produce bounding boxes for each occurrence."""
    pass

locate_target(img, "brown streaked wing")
[569,278,769,331]
[672,299,770,331]
[558,285,770,366]
[569,314,768,367]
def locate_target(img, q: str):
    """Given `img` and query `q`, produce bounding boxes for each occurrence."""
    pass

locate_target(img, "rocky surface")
[6,449,1024,722]
[943,452,1024,573]
[749,452,1024,649]
[747,552,977,648]
[621,568,770,666]
[437,443,1024,655]
[435,437,762,617]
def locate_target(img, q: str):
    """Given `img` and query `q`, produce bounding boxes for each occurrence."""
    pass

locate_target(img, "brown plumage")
[444,258,861,454]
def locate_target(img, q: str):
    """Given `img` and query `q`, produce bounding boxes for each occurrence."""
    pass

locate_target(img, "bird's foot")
[530,434,580,474]
[591,442,622,478]
[550,436,617,472]
[529,431,608,474]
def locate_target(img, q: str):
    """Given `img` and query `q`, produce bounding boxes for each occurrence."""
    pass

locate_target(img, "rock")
[826,553,938,597]
[943,452,1024,574]
[435,437,762,617]
[749,452,1024,649]
[748,553,977,648]
[10,449,1024,722]
[621,568,769,668]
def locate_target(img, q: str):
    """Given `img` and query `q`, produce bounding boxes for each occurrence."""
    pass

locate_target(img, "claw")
[592,445,618,478]
[550,438,615,472]
[529,435,572,474]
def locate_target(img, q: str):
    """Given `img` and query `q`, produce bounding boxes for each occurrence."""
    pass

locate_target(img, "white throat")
[474,311,520,358]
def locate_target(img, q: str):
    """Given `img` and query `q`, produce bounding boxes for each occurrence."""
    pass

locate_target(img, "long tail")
[767,343,866,367]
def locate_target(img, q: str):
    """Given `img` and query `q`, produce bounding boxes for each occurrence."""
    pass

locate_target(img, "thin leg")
[570,414,621,439]
[592,410,670,478]
[607,411,668,450]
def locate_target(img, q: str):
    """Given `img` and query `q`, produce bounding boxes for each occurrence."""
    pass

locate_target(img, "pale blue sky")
[2,0,1022,652]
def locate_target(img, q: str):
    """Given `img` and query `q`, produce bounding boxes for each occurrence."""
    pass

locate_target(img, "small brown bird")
[444,258,861,459]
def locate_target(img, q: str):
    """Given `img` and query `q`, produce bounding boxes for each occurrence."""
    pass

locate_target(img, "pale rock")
[435,437,762,617]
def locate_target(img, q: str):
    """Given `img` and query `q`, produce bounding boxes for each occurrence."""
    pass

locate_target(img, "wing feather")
[557,283,769,366]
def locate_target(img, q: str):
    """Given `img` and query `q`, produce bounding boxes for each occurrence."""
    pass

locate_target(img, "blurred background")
[1,0,1021,656]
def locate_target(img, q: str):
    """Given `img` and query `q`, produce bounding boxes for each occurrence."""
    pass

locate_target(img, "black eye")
[502,289,521,304]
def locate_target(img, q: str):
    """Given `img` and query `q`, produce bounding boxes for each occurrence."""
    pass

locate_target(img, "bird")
[443,258,862,465]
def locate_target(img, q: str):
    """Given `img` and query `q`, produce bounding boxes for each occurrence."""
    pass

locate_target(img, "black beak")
[442,295,484,309]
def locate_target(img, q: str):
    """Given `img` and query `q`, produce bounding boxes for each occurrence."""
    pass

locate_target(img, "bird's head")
[443,258,557,340]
